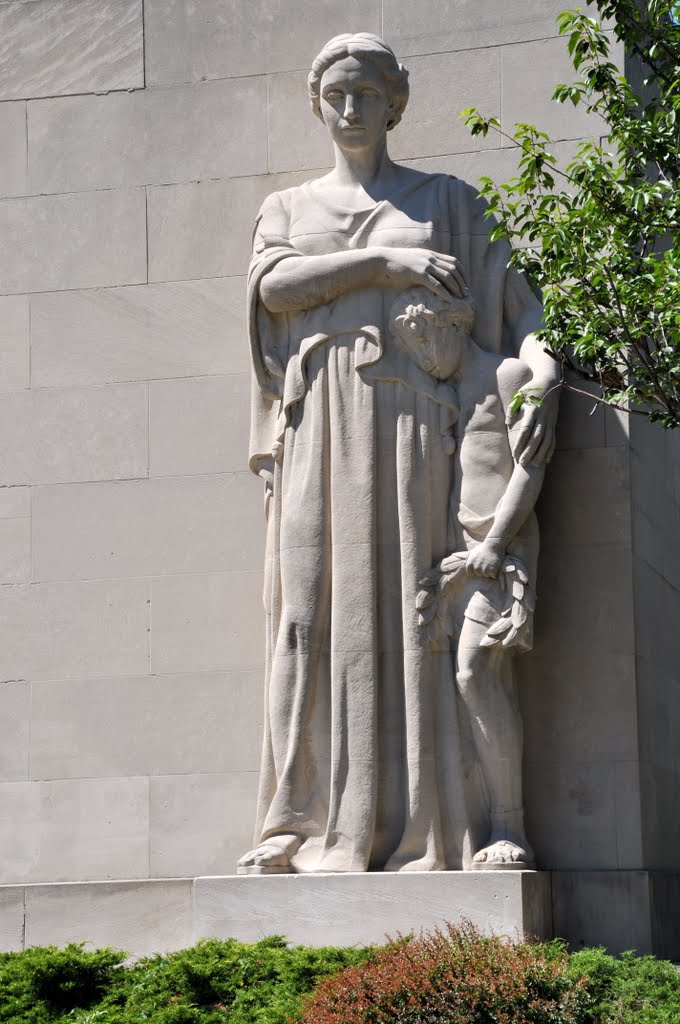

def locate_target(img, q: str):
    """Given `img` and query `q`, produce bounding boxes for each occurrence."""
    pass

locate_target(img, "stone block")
[631,506,680,593]
[502,36,611,140]
[405,148,520,190]
[630,419,680,586]
[29,78,267,193]
[524,761,619,870]
[267,71,336,173]
[537,447,631,551]
[194,872,553,946]
[145,0,382,85]
[31,279,241,388]
[150,571,265,674]
[650,873,680,960]
[556,379,606,451]
[0,0,143,101]
[635,659,680,872]
[0,682,30,782]
[605,404,630,446]
[630,418,670,510]
[552,871,653,954]
[25,880,193,955]
[0,102,27,198]
[150,772,260,877]
[0,579,149,682]
[533,545,635,659]
[147,172,313,283]
[0,487,29,519]
[519,653,639,764]
[0,295,29,391]
[30,672,263,780]
[0,518,30,584]
[633,560,679,681]
[32,475,264,582]
[0,777,149,884]
[0,384,148,486]
[150,375,250,477]
[613,762,644,870]
[390,49,501,162]
[0,887,24,952]
[0,189,146,295]
[384,0,567,57]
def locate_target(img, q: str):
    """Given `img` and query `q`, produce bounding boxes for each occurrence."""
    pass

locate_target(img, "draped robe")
[247,171,543,872]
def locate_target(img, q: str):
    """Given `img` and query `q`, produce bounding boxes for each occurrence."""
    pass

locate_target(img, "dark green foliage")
[110,936,371,1024]
[0,933,678,1024]
[568,947,680,1023]
[0,944,126,1022]
[0,936,370,1024]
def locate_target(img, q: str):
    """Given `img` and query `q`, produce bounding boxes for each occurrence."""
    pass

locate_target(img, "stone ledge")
[4,871,678,958]
[0,872,551,955]
[195,871,552,947]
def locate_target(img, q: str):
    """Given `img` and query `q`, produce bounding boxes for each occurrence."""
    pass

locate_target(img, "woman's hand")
[508,382,560,467]
[379,247,468,301]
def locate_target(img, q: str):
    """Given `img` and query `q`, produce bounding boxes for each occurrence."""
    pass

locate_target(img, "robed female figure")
[239,33,559,875]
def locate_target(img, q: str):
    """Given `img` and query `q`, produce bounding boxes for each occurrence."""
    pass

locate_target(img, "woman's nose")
[343,94,359,121]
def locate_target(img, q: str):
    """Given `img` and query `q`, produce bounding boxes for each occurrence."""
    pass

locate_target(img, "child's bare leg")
[456,616,534,868]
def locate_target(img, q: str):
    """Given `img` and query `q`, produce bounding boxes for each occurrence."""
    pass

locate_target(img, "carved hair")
[308,33,410,131]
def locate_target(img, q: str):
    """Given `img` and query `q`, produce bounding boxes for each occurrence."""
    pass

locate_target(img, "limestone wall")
[0,0,656,888]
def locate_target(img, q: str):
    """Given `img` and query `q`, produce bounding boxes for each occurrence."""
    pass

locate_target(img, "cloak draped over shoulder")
[246,171,542,873]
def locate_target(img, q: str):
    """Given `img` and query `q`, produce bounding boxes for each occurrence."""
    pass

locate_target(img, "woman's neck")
[330,140,398,195]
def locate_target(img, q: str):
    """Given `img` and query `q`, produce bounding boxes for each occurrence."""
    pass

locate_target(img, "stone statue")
[239,32,559,875]
[391,289,544,869]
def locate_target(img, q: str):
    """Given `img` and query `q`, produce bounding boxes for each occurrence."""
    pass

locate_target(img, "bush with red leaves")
[299,922,591,1024]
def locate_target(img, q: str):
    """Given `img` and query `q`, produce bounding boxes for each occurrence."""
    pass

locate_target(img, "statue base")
[0,871,552,955]
[4,871,678,957]
[195,870,551,947]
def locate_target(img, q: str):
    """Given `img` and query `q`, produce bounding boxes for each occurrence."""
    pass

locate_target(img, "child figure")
[390,287,549,870]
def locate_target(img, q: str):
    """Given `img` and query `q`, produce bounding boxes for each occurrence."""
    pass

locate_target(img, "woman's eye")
[324,90,343,102]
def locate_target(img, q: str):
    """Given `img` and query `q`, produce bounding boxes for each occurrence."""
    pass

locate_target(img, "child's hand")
[466,539,505,579]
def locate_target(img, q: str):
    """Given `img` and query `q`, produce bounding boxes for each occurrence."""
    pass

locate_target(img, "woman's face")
[320,56,392,152]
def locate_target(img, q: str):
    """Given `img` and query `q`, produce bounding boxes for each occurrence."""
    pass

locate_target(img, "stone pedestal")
[0,872,551,955]
[194,872,552,947]
[3,872,679,958]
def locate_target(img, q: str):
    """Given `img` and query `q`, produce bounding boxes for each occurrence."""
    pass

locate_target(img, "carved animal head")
[389,287,476,380]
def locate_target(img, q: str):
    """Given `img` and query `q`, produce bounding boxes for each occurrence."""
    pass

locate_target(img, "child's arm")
[467,358,545,579]
[467,463,544,577]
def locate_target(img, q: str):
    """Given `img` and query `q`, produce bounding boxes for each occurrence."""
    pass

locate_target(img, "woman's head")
[308,33,409,138]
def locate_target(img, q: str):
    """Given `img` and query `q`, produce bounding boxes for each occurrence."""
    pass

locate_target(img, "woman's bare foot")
[237,841,294,875]
[471,837,535,871]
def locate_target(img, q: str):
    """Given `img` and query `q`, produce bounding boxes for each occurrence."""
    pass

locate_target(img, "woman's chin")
[333,128,383,152]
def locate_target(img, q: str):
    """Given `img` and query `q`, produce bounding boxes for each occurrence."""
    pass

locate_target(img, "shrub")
[0,944,126,1023]
[0,931,679,1024]
[568,947,680,1024]
[72,936,372,1024]
[299,922,591,1024]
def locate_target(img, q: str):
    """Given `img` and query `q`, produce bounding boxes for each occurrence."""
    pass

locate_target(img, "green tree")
[463,0,680,426]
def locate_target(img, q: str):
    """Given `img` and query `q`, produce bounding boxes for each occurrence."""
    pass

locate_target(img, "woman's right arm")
[260,247,468,313]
